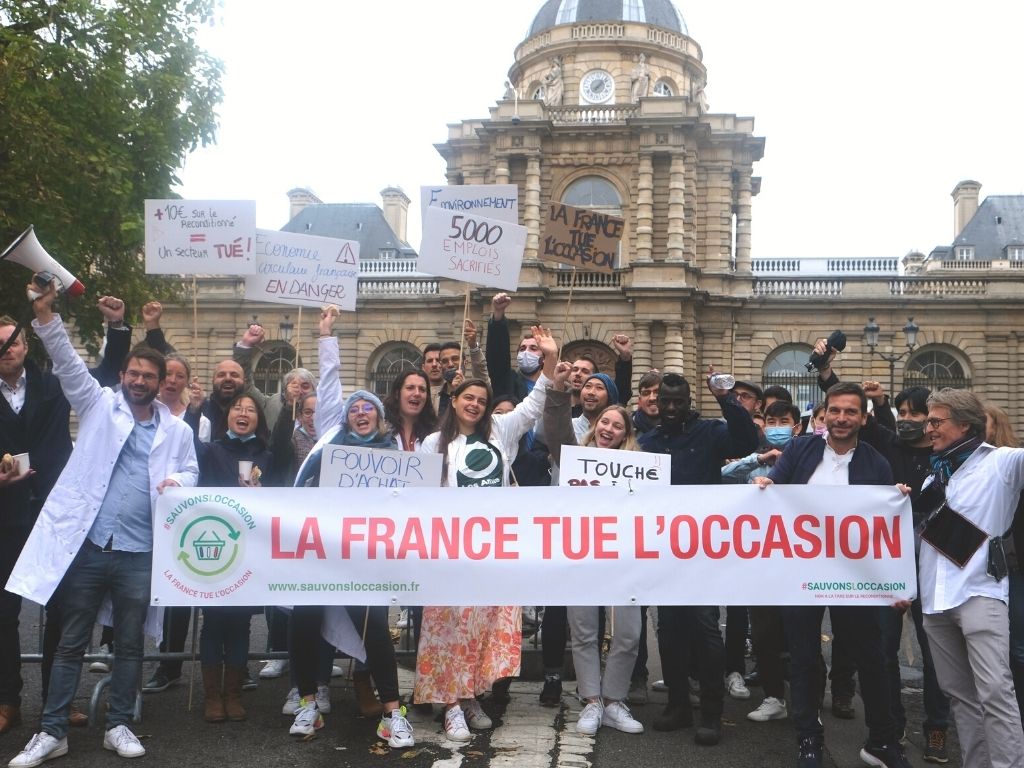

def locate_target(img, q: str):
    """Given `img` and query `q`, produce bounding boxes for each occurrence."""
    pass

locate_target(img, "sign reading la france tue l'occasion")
[318,445,443,488]
[540,202,623,274]
[244,229,359,311]
[418,205,527,292]
[420,184,519,225]
[145,199,257,275]
[558,445,669,488]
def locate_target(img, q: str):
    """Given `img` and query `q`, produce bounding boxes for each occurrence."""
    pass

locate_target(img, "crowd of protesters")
[2,281,1024,768]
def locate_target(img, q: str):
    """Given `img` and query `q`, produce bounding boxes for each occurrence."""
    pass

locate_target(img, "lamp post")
[863,316,920,397]
[279,315,295,365]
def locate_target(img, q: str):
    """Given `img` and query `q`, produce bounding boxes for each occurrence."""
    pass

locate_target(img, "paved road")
[2,605,961,768]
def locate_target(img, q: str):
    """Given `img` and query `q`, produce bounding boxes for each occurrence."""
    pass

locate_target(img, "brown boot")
[0,704,20,734]
[223,667,247,721]
[202,665,226,723]
[353,670,383,717]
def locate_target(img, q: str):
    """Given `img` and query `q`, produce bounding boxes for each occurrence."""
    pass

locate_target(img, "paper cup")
[238,460,254,483]
[12,453,29,476]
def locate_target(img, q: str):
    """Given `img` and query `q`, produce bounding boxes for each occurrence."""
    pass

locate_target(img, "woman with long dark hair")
[415,325,558,741]
[383,368,436,451]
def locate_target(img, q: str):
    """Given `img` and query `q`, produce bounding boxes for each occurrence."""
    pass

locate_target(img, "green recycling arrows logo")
[177,514,242,578]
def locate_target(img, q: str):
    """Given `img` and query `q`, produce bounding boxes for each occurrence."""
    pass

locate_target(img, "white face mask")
[517,350,542,374]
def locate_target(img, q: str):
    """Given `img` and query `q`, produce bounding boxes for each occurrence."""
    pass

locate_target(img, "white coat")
[6,315,198,606]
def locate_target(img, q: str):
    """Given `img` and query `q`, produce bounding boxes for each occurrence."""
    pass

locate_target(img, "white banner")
[558,446,670,488]
[245,229,359,310]
[318,445,443,488]
[144,199,257,275]
[418,206,527,292]
[420,184,519,225]
[152,485,916,608]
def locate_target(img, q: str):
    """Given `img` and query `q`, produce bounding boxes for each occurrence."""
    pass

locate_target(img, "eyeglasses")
[348,403,377,415]
[734,391,758,401]
[926,417,953,429]
[300,409,316,417]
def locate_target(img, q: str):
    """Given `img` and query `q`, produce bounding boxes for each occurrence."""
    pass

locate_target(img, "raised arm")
[611,334,634,405]
[315,307,344,436]
[707,364,759,460]
[486,293,513,396]
[543,361,575,465]
[90,296,130,388]
[464,319,491,387]
[141,301,175,355]
[493,326,557,442]
[233,322,270,411]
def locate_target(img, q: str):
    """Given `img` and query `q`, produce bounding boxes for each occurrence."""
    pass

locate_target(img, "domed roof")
[528,0,688,37]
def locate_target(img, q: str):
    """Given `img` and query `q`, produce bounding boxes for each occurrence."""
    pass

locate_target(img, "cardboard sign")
[540,202,623,273]
[245,229,358,311]
[318,444,443,489]
[418,205,526,291]
[558,445,670,488]
[420,184,519,226]
[145,199,257,275]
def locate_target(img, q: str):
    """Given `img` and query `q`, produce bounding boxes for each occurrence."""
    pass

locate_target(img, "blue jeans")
[42,542,151,739]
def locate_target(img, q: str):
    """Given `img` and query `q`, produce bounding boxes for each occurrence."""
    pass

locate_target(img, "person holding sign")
[415,326,558,742]
[285,308,414,749]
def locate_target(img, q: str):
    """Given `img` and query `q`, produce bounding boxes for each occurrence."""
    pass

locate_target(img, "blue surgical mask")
[764,426,794,448]
[226,429,256,442]
[517,350,542,374]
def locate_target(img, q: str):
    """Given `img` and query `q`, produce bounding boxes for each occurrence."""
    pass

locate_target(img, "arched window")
[560,340,616,375]
[559,176,624,268]
[369,342,421,398]
[531,85,545,101]
[904,346,972,391]
[762,344,820,410]
[253,342,299,396]
[653,80,675,97]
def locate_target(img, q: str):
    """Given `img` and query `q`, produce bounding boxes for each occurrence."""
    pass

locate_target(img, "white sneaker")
[102,725,145,758]
[726,671,751,700]
[651,679,668,692]
[395,609,410,629]
[330,665,343,678]
[289,698,324,736]
[315,684,332,714]
[8,733,68,768]
[282,687,301,715]
[89,643,113,673]
[601,700,644,734]
[259,658,289,679]
[377,707,415,748]
[576,701,603,736]
[747,696,788,722]
[462,698,492,730]
[443,705,471,742]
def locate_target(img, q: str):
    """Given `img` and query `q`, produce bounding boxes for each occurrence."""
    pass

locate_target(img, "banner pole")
[558,267,577,359]
[292,307,302,420]
[191,277,198,351]
[457,285,471,371]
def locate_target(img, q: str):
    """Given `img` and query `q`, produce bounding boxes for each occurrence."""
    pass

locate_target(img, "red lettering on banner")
[271,517,294,559]
[873,516,901,558]
[669,515,698,559]
[397,518,428,559]
[634,517,659,559]
[733,515,760,558]
[341,517,365,559]
[702,515,729,559]
[296,517,326,559]
[792,515,822,557]
[533,517,557,559]
[367,517,396,559]
[825,516,836,558]
[432,518,459,559]
[465,517,489,560]
[494,517,519,560]
[762,515,794,557]
[593,517,618,559]
[839,516,869,559]
[563,517,589,560]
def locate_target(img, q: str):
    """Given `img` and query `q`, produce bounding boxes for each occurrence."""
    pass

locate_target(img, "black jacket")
[768,434,894,486]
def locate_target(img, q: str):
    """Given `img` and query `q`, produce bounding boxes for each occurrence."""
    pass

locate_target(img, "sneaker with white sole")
[289,698,324,736]
[330,665,343,678]
[103,725,145,758]
[259,659,289,679]
[443,705,471,742]
[576,701,603,736]
[88,643,113,674]
[747,696,788,722]
[395,609,410,629]
[602,700,644,734]
[282,687,301,715]
[377,706,415,748]
[315,684,332,714]
[726,671,751,700]
[462,698,492,730]
[8,733,68,768]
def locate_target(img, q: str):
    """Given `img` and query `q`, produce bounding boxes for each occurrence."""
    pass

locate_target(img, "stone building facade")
[152,0,1024,431]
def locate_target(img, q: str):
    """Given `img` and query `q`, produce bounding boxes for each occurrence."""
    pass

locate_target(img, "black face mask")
[896,419,926,443]
[442,368,458,384]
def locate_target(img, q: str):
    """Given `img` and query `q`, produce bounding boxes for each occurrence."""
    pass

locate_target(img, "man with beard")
[7,278,197,767]
[203,358,247,440]
[231,323,316,428]
[572,373,618,443]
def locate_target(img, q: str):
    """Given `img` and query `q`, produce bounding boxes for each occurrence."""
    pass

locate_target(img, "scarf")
[929,435,983,486]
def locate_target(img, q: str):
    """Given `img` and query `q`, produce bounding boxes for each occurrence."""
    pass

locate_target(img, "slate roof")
[528,0,687,37]
[952,196,1024,258]
[281,204,416,259]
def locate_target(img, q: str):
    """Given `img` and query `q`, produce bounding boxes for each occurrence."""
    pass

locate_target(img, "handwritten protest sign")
[145,200,257,275]
[420,185,519,225]
[558,446,669,488]
[540,202,623,273]
[245,229,358,311]
[418,205,526,291]
[319,445,443,488]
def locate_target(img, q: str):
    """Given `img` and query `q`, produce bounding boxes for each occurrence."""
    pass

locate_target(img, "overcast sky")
[176,0,1024,261]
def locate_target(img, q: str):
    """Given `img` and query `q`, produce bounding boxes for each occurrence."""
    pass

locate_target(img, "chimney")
[286,187,322,222]
[380,186,410,244]
[951,180,981,239]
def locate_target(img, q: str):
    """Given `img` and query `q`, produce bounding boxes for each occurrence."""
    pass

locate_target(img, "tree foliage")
[0,0,223,352]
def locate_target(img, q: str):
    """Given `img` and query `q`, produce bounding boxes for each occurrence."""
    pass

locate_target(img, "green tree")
[0,0,222,352]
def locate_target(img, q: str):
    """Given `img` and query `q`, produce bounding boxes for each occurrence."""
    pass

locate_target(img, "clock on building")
[580,70,614,104]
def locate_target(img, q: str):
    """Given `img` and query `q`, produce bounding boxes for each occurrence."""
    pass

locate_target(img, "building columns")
[666,152,686,262]
[635,153,654,262]
[524,155,541,259]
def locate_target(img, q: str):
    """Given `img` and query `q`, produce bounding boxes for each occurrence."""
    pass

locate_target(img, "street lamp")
[863,316,920,397]
[278,315,293,344]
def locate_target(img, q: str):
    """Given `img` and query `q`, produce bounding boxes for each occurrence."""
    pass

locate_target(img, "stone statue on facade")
[630,53,650,103]
[542,56,564,107]
[693,81,709,115]
[503,80,516,100]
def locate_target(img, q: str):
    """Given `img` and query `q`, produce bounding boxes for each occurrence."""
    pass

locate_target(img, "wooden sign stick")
[557,267,577,359]
[292,306,303,420]
[457,285,471,371]
[191,276,198,350]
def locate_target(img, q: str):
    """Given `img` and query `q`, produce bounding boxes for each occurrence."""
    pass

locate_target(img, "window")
[532,86,545,101]
[1008,246,1024,261]
[556,0,579,24]
[762,344,820,409]
[253,342,298,396]
[560,176,624,268]
[369,343,421,398]
[904,347,971,391]
[653,80,674,97]
[955,246,974,261]
[622,0,646,22]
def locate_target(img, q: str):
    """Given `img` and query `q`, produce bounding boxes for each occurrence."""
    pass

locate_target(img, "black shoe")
[743,668,762,688]
[652,702,693,731]
[859,741,911,768]
[142,670,178,693]
[539,676,562,706]
[831,696,855,719]
[241,672,258,691]
[797,736,823,768]
[694,717,721,746]
[922,728,949,764]
[490,677,512,704]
